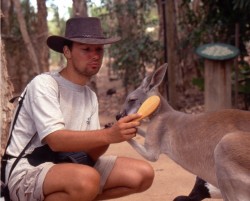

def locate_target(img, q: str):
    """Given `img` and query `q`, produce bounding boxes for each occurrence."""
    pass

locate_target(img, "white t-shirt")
[6,71,100,157]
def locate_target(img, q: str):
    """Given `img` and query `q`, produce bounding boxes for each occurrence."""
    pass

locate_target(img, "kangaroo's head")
[116,64,168,120]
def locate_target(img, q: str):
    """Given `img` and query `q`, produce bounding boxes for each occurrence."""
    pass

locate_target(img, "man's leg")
[95,157,154,200]
[43,163,101,201]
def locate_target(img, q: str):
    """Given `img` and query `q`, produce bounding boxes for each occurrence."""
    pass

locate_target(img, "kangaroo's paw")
[137,127,146,137]
[127,139,159,161]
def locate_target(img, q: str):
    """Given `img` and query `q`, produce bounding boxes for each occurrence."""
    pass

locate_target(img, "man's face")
[65,42,104,78]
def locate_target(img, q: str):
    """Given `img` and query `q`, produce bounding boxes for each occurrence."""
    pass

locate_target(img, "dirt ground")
[96,64,222,201]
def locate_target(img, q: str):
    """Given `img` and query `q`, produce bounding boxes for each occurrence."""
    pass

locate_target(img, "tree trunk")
[1,1,11,34]
[36,0,49,72]
[155,0,166,60]
[114,0,136,39]
[166,0,178,108]
[73,0,88,17]
[12,0,40,75]
[156,0,168,99]
[0,38,14,156]
[114,0,138,95]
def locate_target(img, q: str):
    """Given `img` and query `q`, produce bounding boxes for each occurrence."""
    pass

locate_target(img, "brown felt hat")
[47,17,120,53]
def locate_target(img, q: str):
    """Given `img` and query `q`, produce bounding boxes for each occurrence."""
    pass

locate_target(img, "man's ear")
[63,46,71,59]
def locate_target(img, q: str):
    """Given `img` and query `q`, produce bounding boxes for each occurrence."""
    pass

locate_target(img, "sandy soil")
[96,64,222,201]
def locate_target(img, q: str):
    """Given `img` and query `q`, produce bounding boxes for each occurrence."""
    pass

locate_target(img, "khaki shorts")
[7,155,117,201]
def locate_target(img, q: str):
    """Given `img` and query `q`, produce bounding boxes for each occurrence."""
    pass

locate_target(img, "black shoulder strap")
[4,91,27,151]
[2,75,59,183]
[1,91,36,183]
[7,133,37,180]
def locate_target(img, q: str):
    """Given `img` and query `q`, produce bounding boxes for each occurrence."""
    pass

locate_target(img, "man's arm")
[43,113,141,154]
[88,145,109,161]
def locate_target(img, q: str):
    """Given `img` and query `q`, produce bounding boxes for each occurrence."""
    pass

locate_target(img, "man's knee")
[44,164,101,200]
[135,161,155,192]
[71,167,101,196]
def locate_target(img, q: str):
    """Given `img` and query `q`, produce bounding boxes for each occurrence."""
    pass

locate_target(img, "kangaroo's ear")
[141,63,168,92]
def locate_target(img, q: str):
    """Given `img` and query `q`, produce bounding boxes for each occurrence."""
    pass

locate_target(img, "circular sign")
[196,43,239,60]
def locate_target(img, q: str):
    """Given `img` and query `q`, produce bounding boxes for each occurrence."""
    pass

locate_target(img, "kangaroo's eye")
[128,98,137,103]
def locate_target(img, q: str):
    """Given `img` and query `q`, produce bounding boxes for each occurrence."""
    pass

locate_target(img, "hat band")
[69,34,106,39]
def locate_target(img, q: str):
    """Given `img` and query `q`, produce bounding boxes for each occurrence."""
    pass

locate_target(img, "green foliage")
[180,0,250,106]
[234,56,250,109]
[90,0,162,89]
[46,2,67,65]
[180,0,250,54]
[192,77,204,91]
[235,62,250,94]
[9,0,36,37]
[232,0,250,11]
[191,62,205,91]
[111,36,162,87]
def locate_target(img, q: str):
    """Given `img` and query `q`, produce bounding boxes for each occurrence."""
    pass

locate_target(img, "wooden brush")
[133,95,160,122]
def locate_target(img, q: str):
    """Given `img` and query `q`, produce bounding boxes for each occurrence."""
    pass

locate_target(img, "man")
[5,17,154,201]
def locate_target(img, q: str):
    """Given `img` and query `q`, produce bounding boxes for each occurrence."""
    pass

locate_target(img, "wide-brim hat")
[47,17,121,53]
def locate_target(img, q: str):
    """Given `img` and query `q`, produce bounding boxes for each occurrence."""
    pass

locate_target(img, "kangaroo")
[116,64,250,201]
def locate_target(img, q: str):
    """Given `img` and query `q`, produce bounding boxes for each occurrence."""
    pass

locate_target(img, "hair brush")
[133,95,160,122]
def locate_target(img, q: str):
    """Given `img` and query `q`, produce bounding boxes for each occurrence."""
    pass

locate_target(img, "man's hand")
[107,113,141,143]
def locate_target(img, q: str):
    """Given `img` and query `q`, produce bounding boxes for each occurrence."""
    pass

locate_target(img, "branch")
[12,0,40,75]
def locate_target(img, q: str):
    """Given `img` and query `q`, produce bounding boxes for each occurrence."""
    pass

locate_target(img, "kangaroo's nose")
[116,114,122,121]
[116,111,127,120]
